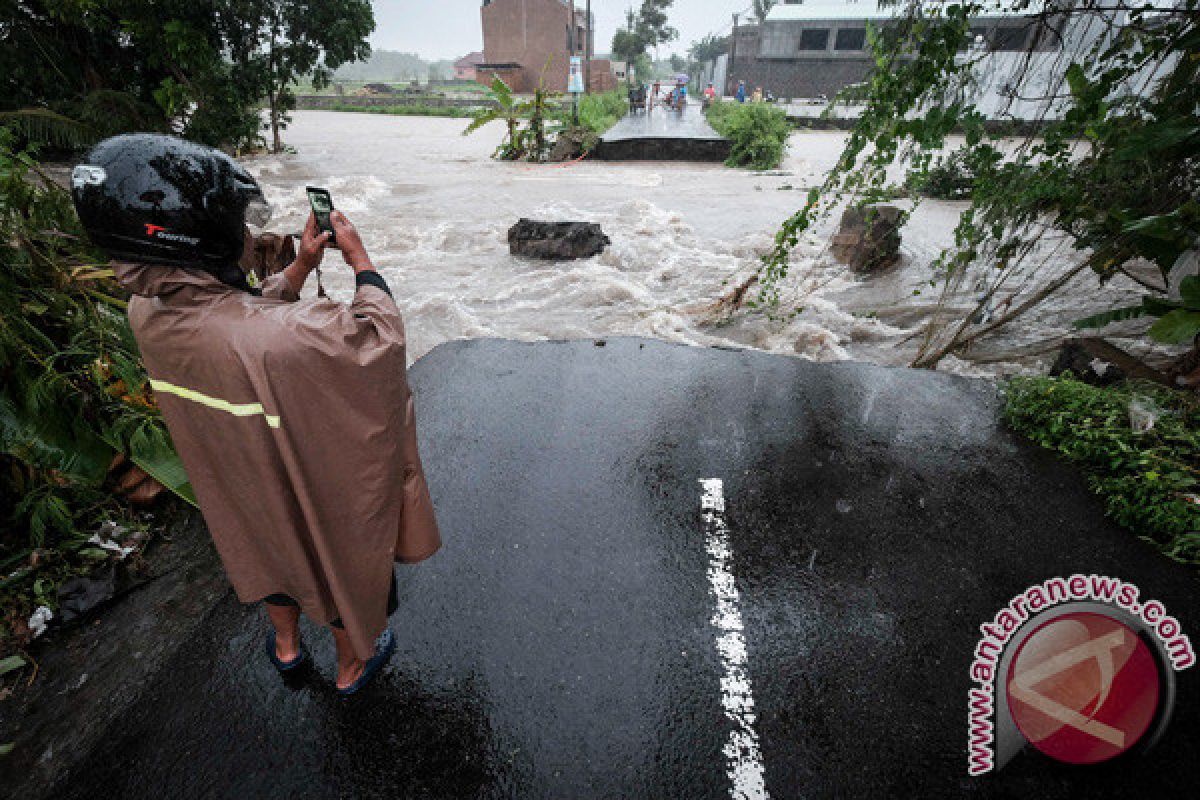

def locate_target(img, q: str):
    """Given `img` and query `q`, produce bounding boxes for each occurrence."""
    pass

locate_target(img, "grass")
[324,104,477,119]
[1003,376,1200,565]
[569,90,629,136]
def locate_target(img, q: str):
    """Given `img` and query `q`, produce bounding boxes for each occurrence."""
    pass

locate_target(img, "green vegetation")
[1,1,375,153]
[706,100,791,170]
[684,33,729,84]
[0,138,196,654]
[1076,276,1200,347]
[753,0,778,23]
[1004,376,1200,565]
[465,77,561,162]
[907,148,978,201]
[247,1,375,152]
[611,1,679,83]
[328,104,476,119]
[570,91,630,137]
[759,2,1199,367]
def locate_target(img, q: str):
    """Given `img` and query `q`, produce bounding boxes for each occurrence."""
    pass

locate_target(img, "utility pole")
[568,0,580,124]
[585,0,592,93]
[728,13,739,97]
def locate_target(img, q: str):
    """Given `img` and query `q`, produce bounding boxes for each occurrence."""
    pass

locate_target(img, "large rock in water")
[830,204,903,273]
[508,219,610,260]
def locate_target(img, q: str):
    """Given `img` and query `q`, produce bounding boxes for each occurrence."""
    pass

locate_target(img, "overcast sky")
[369,0,753,61]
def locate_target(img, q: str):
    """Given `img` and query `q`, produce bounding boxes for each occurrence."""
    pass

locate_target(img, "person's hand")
[282,213,331,294]
[294,212,332,274]
[330,210,374,273]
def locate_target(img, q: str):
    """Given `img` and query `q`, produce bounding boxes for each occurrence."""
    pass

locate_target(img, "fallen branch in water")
[700,273,760,322]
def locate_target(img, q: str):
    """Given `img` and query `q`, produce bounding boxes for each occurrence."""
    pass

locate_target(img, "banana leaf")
[0,387,112,485]
[104,425,197,508]
[101,422,196,510]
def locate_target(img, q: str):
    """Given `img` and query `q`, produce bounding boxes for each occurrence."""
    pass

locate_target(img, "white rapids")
[245,111,1160,376]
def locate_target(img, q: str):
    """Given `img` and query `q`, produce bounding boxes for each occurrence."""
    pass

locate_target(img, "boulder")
[830,204,903,274]
[508,219,610,261]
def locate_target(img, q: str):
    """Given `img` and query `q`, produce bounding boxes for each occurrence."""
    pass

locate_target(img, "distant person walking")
[652,79,662,110]
[703,83,716,103]
[752,86,763,103]
[736,80,747,103]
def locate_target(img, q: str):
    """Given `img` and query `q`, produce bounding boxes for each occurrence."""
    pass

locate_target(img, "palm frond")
[0,108,96,149]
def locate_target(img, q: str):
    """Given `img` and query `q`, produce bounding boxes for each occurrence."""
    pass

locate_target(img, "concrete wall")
[727,13,1080,106]
[728,57,875,100]
[588,59,617,93]
[296,95,485,110]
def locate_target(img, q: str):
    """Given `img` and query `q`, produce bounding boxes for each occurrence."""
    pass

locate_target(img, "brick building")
[454,51,485,81]
[477,0,614,93]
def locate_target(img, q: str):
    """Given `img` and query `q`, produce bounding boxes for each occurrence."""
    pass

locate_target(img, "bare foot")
[275,632,300,663]
[336,660,365,690]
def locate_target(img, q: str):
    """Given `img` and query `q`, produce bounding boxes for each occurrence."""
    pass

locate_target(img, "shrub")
[571,90,629,135]
[908,148,978,200]
[706,100,791,170]
[1003,376,1200,564]
[1,137,194,652]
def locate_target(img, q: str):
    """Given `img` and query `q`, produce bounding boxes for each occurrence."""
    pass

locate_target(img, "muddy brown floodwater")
[246,111,1158,375]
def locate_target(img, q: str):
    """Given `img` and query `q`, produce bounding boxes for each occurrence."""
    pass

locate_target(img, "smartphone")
[306,186,336,245]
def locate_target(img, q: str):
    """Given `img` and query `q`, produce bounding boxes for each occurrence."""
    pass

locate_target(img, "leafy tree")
[688,34,729,65]
[0,1,248,147]
[235,0,375,153]
[758,1,1200,368]
[753,0,777,24]
[332,49,433,82]
[611,1,677,67]
[637,0,678,53]
[612,10,646,68]
[0,1,374,153]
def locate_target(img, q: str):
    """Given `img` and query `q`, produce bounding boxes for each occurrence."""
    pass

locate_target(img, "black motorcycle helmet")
[71,133,271,290]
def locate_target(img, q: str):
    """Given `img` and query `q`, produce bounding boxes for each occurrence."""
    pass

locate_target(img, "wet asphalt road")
[600,103,726,142]
[46,338,1199,799]
[595,105,730,161]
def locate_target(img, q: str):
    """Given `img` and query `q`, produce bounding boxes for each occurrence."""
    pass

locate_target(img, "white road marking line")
[700,478,770,800]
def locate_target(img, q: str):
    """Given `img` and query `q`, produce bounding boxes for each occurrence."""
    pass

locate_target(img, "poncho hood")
[113,261,249,299]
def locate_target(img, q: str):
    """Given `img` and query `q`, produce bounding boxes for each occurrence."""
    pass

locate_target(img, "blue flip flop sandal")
[266,631,307,672]
[337,627,396,696]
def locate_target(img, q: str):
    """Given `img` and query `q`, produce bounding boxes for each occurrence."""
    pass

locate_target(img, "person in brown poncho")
[72,134,441,695]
